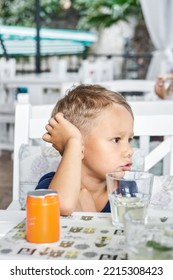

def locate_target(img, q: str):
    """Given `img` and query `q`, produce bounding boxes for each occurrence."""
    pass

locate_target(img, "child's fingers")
[45,124,53,133]
[155,77,165,88]
[48,117,58,126]
[158,81,164,87]
[42,133,52,143]
[54,113,64,123]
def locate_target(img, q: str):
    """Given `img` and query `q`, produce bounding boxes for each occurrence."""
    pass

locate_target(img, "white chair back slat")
[144,137,172,171]
[129,100,173,115]
[134,115,173,136]
[170,137,173,175]
[99,80,155,93]
[134,114,173,175]
[12,104,30,201]
[79,58,114,83]
[131,100,173,175]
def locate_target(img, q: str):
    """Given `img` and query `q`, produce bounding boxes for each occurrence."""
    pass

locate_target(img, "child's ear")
[81,145,85,159]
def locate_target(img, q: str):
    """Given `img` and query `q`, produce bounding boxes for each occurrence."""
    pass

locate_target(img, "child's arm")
[76,188,97,212]
[42,113,83,216]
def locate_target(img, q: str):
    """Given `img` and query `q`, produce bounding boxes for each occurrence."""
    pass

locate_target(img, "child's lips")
[121,163,132,171]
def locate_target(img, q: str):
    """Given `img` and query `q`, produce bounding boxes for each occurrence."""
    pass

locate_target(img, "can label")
[26,189,60,243]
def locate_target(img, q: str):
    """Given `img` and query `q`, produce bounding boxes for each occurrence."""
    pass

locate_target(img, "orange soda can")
[26,189,60,243]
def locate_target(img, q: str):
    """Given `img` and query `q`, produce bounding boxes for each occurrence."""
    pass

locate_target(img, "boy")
[36,84,134,215]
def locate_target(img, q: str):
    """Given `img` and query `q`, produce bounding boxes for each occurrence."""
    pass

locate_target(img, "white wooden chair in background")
[79,58,114,83]
[99,79,156,100]
[134,114,173,174]
[129,100,173,175]
[59,79,156,101]
[6,101,173,210]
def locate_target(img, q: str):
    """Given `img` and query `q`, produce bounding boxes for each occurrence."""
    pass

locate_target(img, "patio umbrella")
[0,26,97,56]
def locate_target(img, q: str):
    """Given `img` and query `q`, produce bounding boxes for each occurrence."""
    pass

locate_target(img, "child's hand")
[43,113,82,154]
[154,76,166,99]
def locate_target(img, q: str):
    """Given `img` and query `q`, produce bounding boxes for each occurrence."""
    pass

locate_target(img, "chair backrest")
[129,100,173,115]
[13,103,53,202]
[12,101,173,204]
[133,114,173,174]
[79,58,114,83]
[130,100,173,175]
[99,79,156,100]
[0,57,16,81]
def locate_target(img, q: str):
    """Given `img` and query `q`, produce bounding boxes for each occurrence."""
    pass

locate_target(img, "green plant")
[74,0,143,30]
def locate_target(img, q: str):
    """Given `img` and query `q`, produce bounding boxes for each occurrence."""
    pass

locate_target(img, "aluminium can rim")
[27,189,58,198]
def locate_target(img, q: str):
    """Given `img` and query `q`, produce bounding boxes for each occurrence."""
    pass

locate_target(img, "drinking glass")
[106,170,154,228]
[124,208,173,259]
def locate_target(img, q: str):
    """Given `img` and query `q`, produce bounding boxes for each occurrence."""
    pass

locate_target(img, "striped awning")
[0,25,97,56]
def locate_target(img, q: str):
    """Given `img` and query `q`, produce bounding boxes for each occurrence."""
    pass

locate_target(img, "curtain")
[140,0,173,79]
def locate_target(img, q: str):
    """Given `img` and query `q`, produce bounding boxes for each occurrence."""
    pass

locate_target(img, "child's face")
[82,104,134,180]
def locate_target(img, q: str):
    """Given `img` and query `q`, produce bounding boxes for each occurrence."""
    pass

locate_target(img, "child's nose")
[123,144,133,159]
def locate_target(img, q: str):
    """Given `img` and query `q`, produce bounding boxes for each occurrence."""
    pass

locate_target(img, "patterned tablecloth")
[1,176,173,260]
[0,212,126,260]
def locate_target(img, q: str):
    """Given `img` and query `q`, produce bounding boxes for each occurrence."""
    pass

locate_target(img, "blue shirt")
[36,172,111,213]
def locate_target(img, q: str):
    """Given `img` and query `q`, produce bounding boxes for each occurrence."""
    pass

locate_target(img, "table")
[3,73,79,105]
[0,210,25,238]
[0,210,126,260]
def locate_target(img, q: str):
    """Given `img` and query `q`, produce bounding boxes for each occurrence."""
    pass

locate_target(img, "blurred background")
[0,0,153,78]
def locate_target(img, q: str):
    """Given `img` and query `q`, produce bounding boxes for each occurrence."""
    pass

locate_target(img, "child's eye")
[112,137,120,143]
[128,138,133,143]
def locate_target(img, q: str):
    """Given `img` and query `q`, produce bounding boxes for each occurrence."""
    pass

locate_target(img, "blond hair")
[52,84,133,135]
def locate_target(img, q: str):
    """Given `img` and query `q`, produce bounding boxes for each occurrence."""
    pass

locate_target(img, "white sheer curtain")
[140,0,173,79]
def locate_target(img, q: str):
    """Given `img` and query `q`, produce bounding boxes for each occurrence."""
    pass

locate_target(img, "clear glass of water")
[106,170,154,228]
[124,208,173,259]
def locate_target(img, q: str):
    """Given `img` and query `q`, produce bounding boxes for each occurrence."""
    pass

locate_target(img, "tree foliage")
[0,0,143,29]
[0,0,79,28]
[74,0,144,29]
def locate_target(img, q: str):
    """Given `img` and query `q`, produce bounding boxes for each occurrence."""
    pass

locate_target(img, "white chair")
[129,100,173,175]
[129,100,173,115]
[60,79,155,100]
[7,102,173,210]
[49,57,68,81]
[134,114,173,175]
[0,58,16,82]
[8,103,53,210]
[99,79,156,100]
[79,57,114,83]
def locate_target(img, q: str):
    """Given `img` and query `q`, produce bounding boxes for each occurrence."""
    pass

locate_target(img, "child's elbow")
[60,203,76,216]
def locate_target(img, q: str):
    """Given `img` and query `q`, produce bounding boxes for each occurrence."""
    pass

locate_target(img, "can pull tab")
[44,192,58,202]
[45,192,58,197]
